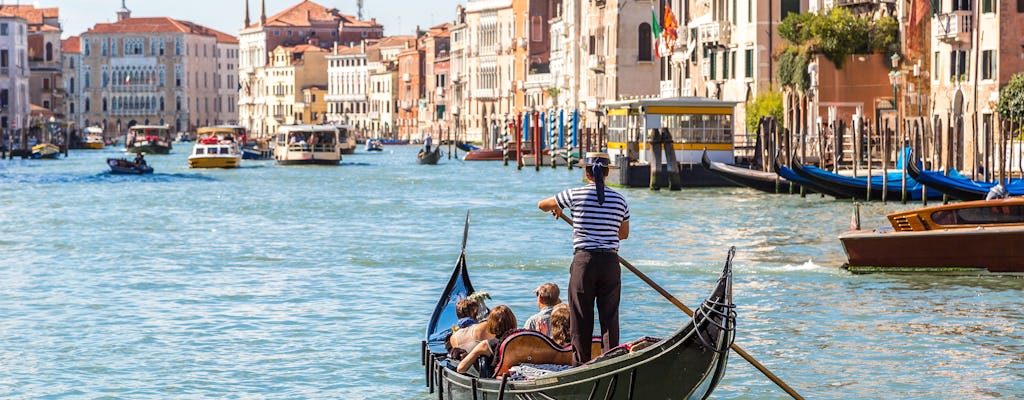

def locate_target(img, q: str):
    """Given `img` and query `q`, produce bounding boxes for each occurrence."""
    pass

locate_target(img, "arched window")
[85,99,90,112]
[638,23,652,62]
[69,102,75,114]
[102,98,108,112]
[45,42,53,61]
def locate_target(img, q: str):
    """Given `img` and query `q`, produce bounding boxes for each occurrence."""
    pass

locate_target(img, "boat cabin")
[603,97,738,167]
[126,125,172,154]
[273,125,342,165]
[888,198,1024,232]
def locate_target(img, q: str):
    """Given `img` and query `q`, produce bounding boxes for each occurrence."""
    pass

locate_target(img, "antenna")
[357,0,364,20]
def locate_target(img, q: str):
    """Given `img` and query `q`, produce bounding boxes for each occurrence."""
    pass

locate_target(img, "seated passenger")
[455,305,517,373]
[455,298,479,329]
[548,303,570,348]
[523,282,561,336]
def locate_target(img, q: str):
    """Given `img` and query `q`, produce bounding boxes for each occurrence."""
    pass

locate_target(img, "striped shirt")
[554,184,630,251]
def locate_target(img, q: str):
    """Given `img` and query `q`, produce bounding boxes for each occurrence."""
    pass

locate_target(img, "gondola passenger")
[455,305,517,374]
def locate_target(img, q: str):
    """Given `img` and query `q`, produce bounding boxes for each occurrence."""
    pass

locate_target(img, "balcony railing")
[935,11,972,44]
[698,21,731,47]
[108,84,160,92]
[835,0,895,6]
[587,54,605,72]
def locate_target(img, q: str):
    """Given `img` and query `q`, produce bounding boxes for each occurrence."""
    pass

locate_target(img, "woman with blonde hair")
[548,303,571,348]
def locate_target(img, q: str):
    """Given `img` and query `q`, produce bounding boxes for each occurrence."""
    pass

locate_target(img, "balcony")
[698,21,731,47]
[835,0,895,6]
[402,73,411,82]
[935,11,972,44]
[587,54,605,72]
[108,84,159,93]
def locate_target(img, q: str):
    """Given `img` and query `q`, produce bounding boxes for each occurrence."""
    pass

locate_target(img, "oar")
[555,213,804,400]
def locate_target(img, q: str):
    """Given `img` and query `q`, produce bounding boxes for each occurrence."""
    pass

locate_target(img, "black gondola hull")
[702,150,804,194]
[418,148,442,165]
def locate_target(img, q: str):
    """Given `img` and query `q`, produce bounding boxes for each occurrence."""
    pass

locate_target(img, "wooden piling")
[661,128,681,190]
[648,128,662,190]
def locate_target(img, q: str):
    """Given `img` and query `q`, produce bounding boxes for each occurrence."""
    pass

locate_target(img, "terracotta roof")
[62,36,81,53]
[0,5,58,26]
[375,35,416,49]
[85,17,238,44]
[262,0,343,27]
[276,43,328,53]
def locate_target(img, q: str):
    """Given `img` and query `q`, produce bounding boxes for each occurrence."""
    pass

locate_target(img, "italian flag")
[651,7,662,58]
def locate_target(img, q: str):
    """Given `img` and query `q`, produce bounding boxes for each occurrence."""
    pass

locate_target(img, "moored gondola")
[701,149,805,194]
[791,160,944,201]
[423,215,736,400]
[773,154,852,198]
[906,160,1024,201]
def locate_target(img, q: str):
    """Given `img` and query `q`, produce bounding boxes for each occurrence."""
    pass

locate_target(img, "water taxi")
[603,97,739,188]
[188,126,243,168]
[82,126,105,149]
[840,198,1024,274]
[273,125,342,165]
[126,125,173,154]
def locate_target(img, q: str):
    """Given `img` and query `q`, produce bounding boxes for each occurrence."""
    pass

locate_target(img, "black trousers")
[568,251,621,365]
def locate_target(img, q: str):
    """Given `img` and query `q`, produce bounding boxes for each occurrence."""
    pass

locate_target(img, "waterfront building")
[0,5,63,124]
[326,42,373,131]
[299,85,328,124]
[61,36,84,132]
[929,0,1024,174]
[368,61,398,138]
[547,1,583,113]
[419,24,452,141]
[238,0,383,137]
[0,14,30,142]
[79,3,238,136]
[457,0,517,146]
[396,37,424,140]
[448,10,468,141]
[263,43,328,133]
[517,0,557,112]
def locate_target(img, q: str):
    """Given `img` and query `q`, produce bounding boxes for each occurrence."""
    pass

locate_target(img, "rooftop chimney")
[116,0,131,22]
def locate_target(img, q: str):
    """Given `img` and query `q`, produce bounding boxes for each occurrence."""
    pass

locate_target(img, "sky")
[48,0,465,39]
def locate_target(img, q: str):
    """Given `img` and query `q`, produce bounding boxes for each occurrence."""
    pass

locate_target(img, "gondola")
[773,154,852,198]
[422,214,736,400]
[418,147,442,165]
[906,160,1024,201]
[107,158,153,175]
[791,161,945,201]
[701,149,806,194]
[455,142,480,152]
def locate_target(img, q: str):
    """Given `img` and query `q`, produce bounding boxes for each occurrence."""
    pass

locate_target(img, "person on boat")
[536,152,630,365]
[454,305,518,374]
[549,303,571,348]
[134,152,147,168]
[455,298,480,329]
[523,282,562,336]
[423,135,433,153]
[449,304,515,353]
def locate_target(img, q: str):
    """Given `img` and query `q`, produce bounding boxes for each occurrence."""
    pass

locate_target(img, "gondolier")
[537,152,630,365]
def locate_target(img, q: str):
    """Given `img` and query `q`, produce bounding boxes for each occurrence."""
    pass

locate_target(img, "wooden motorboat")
[31,143,61,159]
[464,148,519,161]
[107,158,153,175]
[839,198,1024,274]
[126,125,173,154]
[423,214,736,399]
[189,127,243,168]
[273,125,342,165]
[701,149,804,194]
[906,161,1024,201]
[417,147,442,165]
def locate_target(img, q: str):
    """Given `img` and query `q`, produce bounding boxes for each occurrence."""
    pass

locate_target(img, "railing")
[836,0,894,6]
[698,21,731,47]
[108,84,160,92]
[935,11,972,43]
[587,54,605,72]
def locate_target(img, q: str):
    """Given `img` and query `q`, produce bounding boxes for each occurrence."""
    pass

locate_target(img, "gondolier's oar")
[555,213,804,400]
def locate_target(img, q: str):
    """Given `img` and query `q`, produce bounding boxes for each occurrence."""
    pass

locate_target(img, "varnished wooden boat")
[423,214,736,399]
[701,149,805,194]
[840,198,1024,274]
[418,147,442,165]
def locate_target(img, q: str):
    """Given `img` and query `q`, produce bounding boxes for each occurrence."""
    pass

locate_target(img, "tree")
[746,90,784,134]
[997,73,1024,124]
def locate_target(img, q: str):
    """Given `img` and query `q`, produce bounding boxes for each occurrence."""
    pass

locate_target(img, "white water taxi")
[188,126,243,168]
[82,126,105,149]
[273,125,342,165]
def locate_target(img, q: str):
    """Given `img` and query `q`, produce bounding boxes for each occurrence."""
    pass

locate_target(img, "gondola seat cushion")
[492,330,573,377]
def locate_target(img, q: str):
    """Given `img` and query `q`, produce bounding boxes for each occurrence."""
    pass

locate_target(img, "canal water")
[0,145,1020,399]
